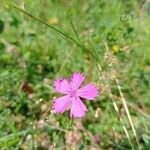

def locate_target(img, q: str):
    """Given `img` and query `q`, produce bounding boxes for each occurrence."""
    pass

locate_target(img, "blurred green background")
[0,0,150,149]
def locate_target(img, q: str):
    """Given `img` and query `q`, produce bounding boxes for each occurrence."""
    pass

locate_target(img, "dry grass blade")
[97,64,135,150]
[115,79,141,149]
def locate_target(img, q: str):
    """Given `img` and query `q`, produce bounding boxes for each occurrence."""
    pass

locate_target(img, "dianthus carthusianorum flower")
[52,73,99,118]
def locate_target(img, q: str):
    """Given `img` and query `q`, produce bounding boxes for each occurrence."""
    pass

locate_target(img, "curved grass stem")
[11,3,100,63]
[11,4,82,48]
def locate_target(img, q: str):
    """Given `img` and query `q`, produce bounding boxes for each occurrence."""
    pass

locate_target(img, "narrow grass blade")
[69,17,80,42]
[11,4,82,48]
[97,64,135,150]
[115,79,141,150]
[11,4,100,63]
[0,129,31,142]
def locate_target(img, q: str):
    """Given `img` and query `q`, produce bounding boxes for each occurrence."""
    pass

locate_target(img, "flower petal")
[77,84,98,100]
[53,95,70,113]
[70,72,85,90]
[70,96,87,118]
[54,78,70,94]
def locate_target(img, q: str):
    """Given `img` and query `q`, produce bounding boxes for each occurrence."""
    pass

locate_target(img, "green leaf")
[0,20,4,34]
[10,15,19,28]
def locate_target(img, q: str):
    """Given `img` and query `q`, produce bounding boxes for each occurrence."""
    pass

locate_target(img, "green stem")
[10,3,99,63]
[0,129,31,142]
[11,4,82,48]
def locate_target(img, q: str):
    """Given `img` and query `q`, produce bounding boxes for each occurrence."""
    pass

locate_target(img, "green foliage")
[0,0,150,149]
[0,20,4,34]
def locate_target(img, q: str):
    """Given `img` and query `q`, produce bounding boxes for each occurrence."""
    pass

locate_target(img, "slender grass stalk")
[0,129,31,142]
[113,97,150,119]
[45,124,68,133]
[0,123,67,145]
[103,42,141,149]
[69,17,80,42]
[69,16,94,81]
[11,4,82,48]
[11,3,99,63]
[14,136,26,150]
[97,64,135,150]
[115,79,141,149]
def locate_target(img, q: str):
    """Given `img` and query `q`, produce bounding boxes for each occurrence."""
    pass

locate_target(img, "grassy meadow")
[0,0,150,149]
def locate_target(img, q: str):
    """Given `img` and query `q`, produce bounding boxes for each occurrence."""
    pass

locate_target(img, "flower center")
[69,90,76,97]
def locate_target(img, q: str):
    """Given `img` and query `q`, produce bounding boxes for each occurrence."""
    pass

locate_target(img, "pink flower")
[52,73,99,118]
